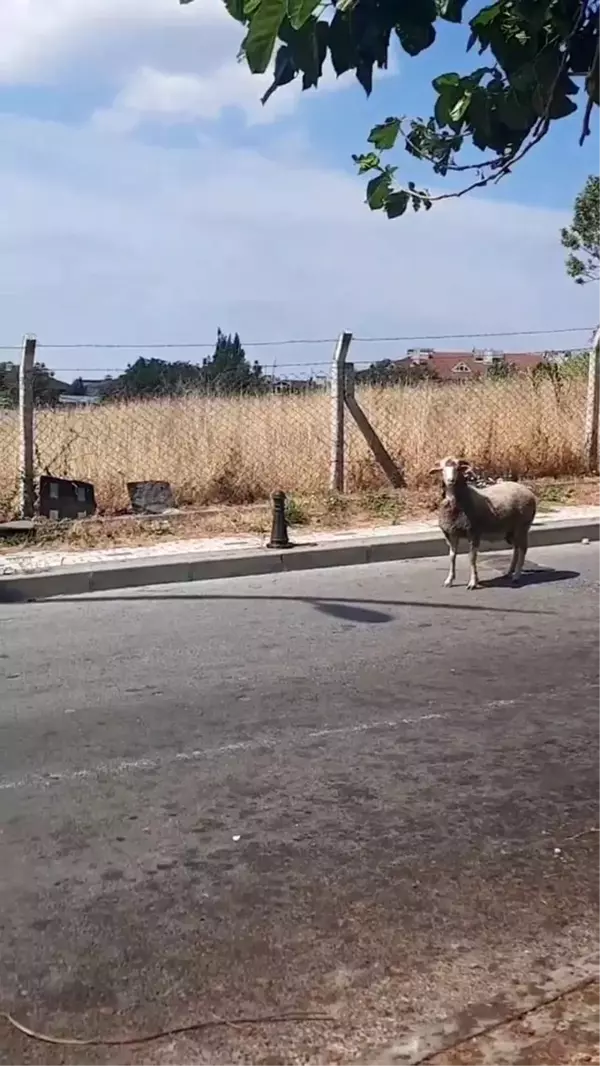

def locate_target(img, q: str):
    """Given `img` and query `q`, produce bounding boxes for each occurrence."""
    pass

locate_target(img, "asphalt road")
[0,544,598,1065]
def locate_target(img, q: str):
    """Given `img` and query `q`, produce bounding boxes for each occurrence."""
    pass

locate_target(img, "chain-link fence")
[346,371,591,492]
[0,407,20,518]
[0,330,597,521]
[31,377,332,514]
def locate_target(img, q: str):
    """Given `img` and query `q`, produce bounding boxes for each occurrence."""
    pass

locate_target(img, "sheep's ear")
[457,459,471,469]
[428,465,441,475]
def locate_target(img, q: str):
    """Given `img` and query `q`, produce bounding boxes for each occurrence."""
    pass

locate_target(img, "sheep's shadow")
[478,566,579,589]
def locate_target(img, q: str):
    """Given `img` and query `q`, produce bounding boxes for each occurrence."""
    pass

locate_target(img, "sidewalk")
[0,503,597,600]
[0,504,597,577]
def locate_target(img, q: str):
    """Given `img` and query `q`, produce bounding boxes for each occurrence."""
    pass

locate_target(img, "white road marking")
[307,713,445,738]
[0,712,447,793]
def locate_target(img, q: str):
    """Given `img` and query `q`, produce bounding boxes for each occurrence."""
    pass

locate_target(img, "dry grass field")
[0,374,589,518]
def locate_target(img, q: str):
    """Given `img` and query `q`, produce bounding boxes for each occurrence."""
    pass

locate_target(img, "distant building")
[59,378,105,405]
[404,348,551,381]
[58,393,101,406]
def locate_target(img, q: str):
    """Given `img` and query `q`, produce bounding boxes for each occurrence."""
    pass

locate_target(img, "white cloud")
[0,0,228,84]
[94,63,313,131]
[0,4,594,375]
[0,112,595,377]
[2,0,388,128]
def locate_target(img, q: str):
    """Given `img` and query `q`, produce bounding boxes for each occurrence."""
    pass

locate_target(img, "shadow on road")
[311,601,392,623]
[479,567,579,589]
[27,591,557,621]
[0,588,29,604]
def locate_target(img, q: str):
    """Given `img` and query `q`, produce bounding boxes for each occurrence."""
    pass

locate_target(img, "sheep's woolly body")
[439,481,537,544]
[434,456,538,589]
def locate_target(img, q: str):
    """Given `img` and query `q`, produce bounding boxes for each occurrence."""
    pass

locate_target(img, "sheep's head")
[430,456,473,489]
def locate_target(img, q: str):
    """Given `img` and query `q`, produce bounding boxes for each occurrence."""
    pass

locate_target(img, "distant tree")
[531,360,566,394]
[487,359,520,381]
[558,350,590,377]
[100,334,263,401]
[561,175,600,285]
[0,361,63,407]
[101,356,205,400]
[356,358,438,387]
[533,353,589,384]
[201,330,263,392]
[70,376,86,396]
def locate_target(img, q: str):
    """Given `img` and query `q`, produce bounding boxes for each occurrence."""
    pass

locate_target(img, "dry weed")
[0,375,589,519]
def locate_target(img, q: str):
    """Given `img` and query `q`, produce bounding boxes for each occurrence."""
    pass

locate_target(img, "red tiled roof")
[406,351,544,380]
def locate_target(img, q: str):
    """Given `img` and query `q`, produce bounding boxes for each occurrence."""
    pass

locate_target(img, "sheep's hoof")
[511,572,522,584]
[444,576,454,588]
[466,579,479,591]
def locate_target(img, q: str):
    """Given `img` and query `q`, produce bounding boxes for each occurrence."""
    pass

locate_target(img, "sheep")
[431,456,537,590]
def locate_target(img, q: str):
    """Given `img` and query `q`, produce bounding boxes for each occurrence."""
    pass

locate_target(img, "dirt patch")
[0,477,597,556]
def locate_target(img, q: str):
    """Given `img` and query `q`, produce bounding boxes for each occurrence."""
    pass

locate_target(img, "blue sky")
[0,0,597,379]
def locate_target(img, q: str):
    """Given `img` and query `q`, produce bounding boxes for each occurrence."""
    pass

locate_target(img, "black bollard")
[267,490,292,549]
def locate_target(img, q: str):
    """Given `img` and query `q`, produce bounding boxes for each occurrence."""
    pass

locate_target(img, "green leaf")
[435,0,467,23]
[366,172,393,210]
[287,0,319,31]
[449,91,471,123]
[327,10,356,76]
[278,17,328,89]
[223,0,245,19]
[463,66,493,88]
[243,0,285,73]
[464,86,492,138]
[569,28,598,78]
[261,43,297,103]
[547,93,579,120]
[352,151,380,173]
[356,56,374,94]
[496,91,532,130]
[244,0,262,15]
[300,19,328,88]
[395,20,436,57]
[470,2,502,30]
[368,117,401,151]
[385,190,410,218]
[432,72,461,92]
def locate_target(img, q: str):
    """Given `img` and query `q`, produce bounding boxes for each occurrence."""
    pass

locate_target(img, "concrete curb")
[0,517,597,602]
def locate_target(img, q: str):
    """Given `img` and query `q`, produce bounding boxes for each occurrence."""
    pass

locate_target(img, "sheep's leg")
[444,536,458,587]
[466,539,480,590]
[511,532,528,583]
[505,544,519,577]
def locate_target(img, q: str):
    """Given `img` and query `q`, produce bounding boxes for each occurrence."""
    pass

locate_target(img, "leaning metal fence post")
[19,334,36,519]
[329,331,353,493]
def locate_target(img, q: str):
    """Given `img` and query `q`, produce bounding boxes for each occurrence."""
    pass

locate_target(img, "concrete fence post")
[19,334,36,518]
[329,331,353,493]
[584,327,600,474]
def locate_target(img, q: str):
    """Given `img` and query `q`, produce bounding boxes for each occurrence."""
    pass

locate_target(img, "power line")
[0,325,594,353]
[46,362,332,372]
[44,346,585,374]
[355,326,595,343]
